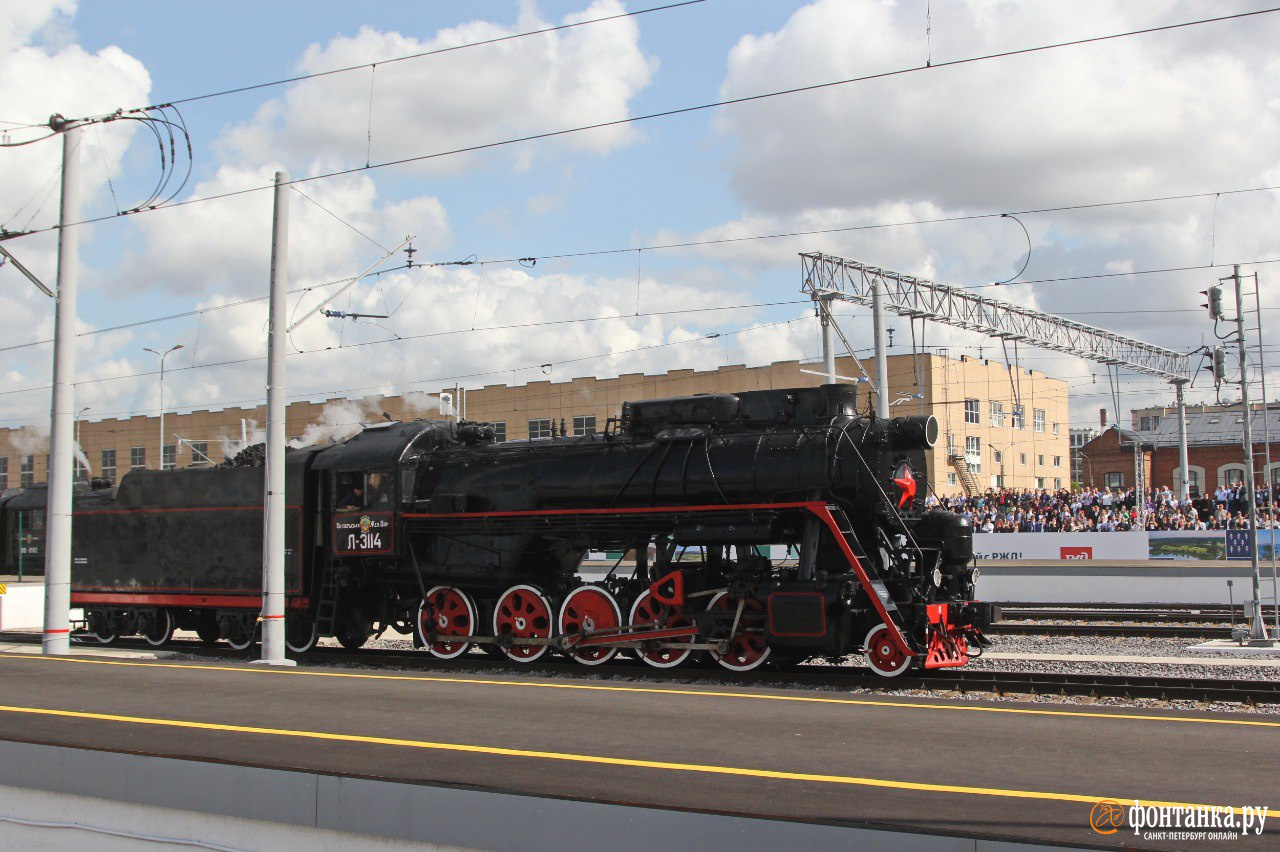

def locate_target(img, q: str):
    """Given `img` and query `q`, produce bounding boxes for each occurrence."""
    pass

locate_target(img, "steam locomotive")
[21,384,994,675]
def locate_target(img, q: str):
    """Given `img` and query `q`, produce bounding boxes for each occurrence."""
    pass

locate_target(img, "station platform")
[0,653,1274,849]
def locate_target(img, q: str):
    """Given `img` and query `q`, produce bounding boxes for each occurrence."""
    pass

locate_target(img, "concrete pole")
[817,295,836,384]
[1175,380,1190,501]
[42,119,83,656]
[1250,271,1279,636]
[257,171,294,666]
[1232,264,1268,640]
[871,278,890,417]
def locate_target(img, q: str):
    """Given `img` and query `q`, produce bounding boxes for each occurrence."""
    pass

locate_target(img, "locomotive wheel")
[706,591,771,672]
[863,624,911,677]
[285,619,319,654]
[628,590,693,669]
[492,585,553,663]
[90,629,117,645]
[142,609,175,647]
[419,586,477,659]
[558,586,622,666]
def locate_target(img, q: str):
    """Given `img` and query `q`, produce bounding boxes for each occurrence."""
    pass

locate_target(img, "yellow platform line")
[0,702,1262,814]
[6,653,1280,730]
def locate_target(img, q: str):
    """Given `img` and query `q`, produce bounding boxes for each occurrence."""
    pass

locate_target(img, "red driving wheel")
[628,590,694,668]
[863,624,911,677]
[706,591,771,672]
[493,585,553,662]
[558,586,622,666]
[418,586,477,659]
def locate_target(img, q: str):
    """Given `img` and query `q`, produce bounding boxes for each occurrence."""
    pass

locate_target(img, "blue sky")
[3,0,1280,441]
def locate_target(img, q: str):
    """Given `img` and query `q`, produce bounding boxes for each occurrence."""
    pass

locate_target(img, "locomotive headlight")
[932,567,942,587]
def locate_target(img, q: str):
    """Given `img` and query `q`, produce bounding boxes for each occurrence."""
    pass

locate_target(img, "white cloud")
[217,0,656,177]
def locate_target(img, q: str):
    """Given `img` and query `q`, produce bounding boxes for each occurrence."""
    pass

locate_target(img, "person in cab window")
[366,473,391,508]
[336,481,365,511]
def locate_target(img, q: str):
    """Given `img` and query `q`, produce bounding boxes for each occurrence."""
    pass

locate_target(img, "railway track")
[4,631,1278,706]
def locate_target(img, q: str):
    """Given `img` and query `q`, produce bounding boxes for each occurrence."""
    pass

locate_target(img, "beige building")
[0,353,1069,497]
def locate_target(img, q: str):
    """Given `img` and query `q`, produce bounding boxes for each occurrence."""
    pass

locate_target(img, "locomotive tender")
[58,383,993,675]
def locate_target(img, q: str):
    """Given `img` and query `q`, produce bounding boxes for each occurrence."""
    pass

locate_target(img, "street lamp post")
[144,344,183,470]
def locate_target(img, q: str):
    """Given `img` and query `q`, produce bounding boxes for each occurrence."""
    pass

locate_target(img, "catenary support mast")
[257,171,295,666]
[42,118,83,656]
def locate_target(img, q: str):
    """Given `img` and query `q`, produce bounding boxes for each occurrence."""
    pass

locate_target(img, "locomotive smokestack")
[888,414,939,449]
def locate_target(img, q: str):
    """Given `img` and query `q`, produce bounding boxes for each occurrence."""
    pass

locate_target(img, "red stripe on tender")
[403,500,823,519]
[71,593,310,609]
[43,629,70,634]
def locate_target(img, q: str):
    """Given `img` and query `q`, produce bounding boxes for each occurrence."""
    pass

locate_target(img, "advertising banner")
[1148,530,1225,560]
[972,531,1149,561]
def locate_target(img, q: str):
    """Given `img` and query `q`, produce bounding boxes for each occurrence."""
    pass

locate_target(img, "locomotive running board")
[406,500,915,660]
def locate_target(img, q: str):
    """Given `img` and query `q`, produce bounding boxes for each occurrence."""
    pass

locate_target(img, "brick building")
[0,352,1069,497]
[1077,405,1280,495]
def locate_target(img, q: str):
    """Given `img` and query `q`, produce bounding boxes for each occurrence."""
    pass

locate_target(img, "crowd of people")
[925,484,1280,532]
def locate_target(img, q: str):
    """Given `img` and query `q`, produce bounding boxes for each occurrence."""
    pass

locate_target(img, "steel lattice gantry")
[799,251,1195,499]
[800,252,1191,380]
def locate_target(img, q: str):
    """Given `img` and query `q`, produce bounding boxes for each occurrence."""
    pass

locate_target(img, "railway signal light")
[1200,284,1224,320]
[1211,346,1227,382]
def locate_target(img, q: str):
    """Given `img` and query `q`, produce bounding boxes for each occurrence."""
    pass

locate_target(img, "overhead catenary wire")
[2,5,1275,242]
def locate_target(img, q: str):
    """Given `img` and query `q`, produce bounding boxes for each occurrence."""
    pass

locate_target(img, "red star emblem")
[892,463,916,509]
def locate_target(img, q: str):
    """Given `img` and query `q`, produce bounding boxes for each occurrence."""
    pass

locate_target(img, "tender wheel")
[419,586,477,659]
[558,586,622,666]
[225,615,258,651]
[142,609,175,647]
[492,584,553,662]
[628,590,693,669]
[706,591,771,672]
[335,608,373,651]
[863,624,911,677]
[195,618,220,646]
[285,619,318,654]
[86,610,116,644]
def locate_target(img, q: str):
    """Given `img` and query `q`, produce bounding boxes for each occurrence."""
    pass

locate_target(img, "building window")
[20,454,34,488]
[162,444,176,470]
[490,422,507,442]
[1019,453,1026,465]
[130,446,146,470]
[1036,477,1046,489]
[947,472,957,486]
[1052,422,1059,435]
[994,474,1005,487]
[1104,471,1125,488]
[1140,416,1151,431]
[993,450,1003,464]
[101,449,116,484]
[1174,466,1204,495]
[572,415,597,436]
[965,436,982,474]
[1053,455,1061,467]
[189,441,211,466]
[1218,465,1247,488]
[1012,405,1025,429]
[1053,477,1062,489]
[1033,408,1045,432]
[989,401,1003,427]
[964,398,980,424]
[528,419,552,439]
[1037,454,1045,466]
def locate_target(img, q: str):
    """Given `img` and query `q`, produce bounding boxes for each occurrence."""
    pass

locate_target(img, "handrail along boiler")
[53,383,992,674]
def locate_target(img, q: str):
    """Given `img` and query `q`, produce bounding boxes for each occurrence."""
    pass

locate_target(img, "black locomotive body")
[42,383,992,675]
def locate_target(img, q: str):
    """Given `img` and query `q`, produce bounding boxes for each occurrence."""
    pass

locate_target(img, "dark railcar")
[71,447,326,649]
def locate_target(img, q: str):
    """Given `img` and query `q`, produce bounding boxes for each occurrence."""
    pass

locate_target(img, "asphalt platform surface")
[0,652,1275,849]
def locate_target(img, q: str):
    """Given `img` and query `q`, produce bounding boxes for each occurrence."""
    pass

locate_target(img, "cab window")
[334,470,392,511]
